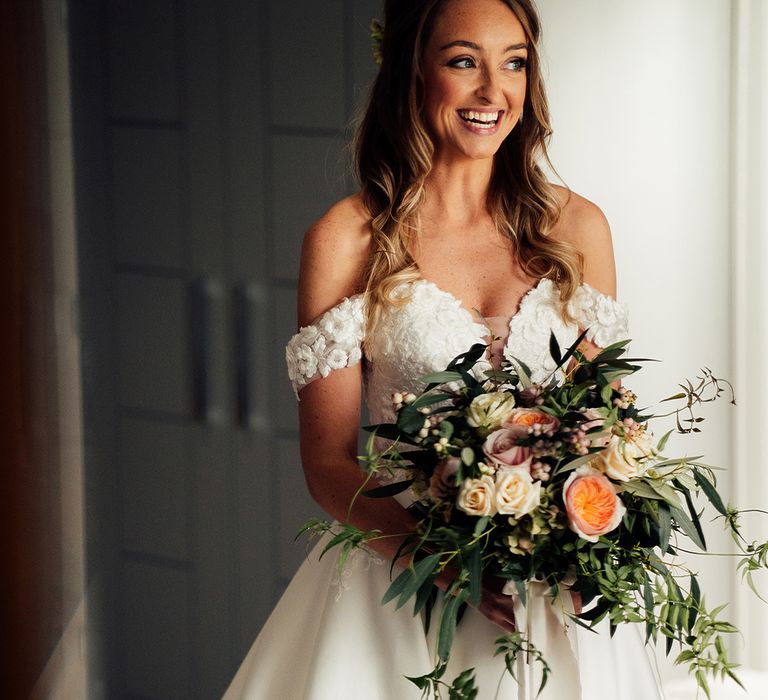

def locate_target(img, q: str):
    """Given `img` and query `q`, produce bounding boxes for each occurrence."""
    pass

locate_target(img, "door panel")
[73,1,383,697]
[120,560,193,700]
[110,127,184,269]
[270,133,351,282]
[115,273,191,417]
[106,0,180,122]
[268,0,346,130]
[119,417,191,560]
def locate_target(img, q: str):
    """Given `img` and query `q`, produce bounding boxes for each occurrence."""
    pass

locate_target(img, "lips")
[457,109,504,134]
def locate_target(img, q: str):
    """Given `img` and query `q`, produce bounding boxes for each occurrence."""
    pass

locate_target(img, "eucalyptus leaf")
[395,553,443,610]
[669,504,706,550]
[363,423,418,444]
[419,370,464,385]
[438,587,469,661]
[548,332,562,365]
[412,392,455,409]
[382,564,418,606]
[658,500,672,553]
[397,405,427,433]
[693,469,727,516]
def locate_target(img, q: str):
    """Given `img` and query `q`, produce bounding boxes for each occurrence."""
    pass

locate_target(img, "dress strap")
[567,283,629,348]
[285,295,366,398]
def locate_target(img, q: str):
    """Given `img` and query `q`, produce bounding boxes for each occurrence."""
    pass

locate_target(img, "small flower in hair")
[370,18,384,65]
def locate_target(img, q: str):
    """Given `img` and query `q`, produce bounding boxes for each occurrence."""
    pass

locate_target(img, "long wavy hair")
[355,0,583,336]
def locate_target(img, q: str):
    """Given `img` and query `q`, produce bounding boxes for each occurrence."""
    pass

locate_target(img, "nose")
[475,66,502,104]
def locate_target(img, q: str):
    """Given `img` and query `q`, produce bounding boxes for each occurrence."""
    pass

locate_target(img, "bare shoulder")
[298,193,372,325]
[549,185,616,297]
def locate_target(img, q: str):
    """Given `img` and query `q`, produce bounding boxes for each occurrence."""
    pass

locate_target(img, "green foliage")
[495,633,551,698]
[296,332,765,700]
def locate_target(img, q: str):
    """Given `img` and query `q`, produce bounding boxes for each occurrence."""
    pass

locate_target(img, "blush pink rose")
[502,408,560,438]
[483,429,533,471]
[563,466,626,542]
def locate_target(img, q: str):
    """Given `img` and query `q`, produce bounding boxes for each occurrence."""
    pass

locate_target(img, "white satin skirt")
[222,537,665,700]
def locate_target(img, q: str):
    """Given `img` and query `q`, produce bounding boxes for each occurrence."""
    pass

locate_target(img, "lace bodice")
[285,278,628,426]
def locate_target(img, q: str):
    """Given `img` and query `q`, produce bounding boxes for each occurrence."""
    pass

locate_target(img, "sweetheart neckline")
[413,276,550,334]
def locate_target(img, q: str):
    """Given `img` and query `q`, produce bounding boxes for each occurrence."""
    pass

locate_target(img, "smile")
[457,109,503,133]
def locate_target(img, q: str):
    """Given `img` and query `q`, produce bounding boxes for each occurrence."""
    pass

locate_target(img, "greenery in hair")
[371,18,384,65]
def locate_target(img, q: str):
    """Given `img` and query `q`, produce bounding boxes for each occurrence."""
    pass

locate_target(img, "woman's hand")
[478,584,581,632]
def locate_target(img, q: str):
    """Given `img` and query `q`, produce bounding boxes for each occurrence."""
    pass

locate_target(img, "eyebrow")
[439,40,528,52]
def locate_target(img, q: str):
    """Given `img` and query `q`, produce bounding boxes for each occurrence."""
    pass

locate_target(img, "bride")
[225,0,664,698]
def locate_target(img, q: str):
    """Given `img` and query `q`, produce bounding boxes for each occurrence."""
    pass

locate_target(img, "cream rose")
[456,475,497,516]
[502,408,560,438]
[483,429,533,471]
[466,392,516,432]
[563,466,626,542]
[495,468,541,517]
[594,434,654,482]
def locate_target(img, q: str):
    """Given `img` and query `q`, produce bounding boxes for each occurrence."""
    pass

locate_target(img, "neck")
[421,157,494,227]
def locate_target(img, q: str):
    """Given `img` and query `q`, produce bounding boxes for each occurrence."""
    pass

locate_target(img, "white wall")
[538,0,768,683]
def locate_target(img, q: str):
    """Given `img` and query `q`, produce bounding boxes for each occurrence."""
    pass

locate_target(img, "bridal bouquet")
[301,332,768,699]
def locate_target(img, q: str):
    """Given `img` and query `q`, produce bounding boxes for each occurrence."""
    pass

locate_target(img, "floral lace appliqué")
[285,295,366,398]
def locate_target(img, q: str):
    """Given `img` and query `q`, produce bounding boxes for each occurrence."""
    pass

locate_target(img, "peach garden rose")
[502,407,560,438]
[563,466,626,542]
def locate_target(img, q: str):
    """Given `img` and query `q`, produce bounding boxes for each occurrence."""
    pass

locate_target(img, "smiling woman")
[421,2,528,159]
[222,1,661,699]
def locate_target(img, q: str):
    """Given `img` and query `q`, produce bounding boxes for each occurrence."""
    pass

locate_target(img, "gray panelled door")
[70,1,380,697]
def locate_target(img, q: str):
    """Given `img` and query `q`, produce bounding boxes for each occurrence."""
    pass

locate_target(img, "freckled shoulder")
[297,193,373,326]
[549,185,617,298]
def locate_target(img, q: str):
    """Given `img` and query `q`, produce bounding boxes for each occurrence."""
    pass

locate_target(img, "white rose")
[456,475,497,516]
[466,392,516,432]
[494,468,541,517]
[594,434,654,481]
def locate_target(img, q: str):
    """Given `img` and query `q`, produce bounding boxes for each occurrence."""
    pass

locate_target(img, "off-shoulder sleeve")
[285,295,366,398]
[567,283,629,348]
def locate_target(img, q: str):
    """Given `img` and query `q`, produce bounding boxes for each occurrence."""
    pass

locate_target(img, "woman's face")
[421,0,528,163]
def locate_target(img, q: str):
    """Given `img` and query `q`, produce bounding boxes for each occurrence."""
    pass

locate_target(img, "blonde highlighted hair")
[355,0,583,336]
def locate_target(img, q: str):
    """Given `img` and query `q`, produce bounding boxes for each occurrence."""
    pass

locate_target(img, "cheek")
[508,79,527,111]
[423,74,463,117]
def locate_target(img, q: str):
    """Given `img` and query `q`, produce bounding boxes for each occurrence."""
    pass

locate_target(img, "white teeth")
[459,110,500,123]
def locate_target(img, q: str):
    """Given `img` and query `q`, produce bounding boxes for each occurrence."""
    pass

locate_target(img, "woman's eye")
[448,56,475,69]
[506,57,527,71]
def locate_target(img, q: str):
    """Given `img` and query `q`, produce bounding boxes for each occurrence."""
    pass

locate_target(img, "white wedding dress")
[223,278,665,700]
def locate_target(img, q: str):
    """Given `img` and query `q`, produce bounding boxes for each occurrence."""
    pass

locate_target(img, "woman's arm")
[552,186,620,363]
[294,197,516,631]
[296,196,427,561]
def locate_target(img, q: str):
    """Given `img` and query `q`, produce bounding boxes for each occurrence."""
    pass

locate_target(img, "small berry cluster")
[613,387,637,410]
[530,460,552,481]
[617,416,643,440]
[561,425,592,455]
